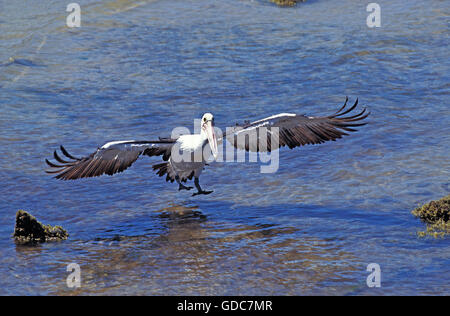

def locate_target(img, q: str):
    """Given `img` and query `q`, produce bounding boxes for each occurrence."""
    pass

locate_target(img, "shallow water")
[0,0,449,295]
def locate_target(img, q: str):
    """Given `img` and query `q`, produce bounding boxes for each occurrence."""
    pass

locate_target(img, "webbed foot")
[192,190,213,196]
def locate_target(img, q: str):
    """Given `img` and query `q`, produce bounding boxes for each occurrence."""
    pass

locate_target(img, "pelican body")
[155,113,218,195]
[45,97,369,196]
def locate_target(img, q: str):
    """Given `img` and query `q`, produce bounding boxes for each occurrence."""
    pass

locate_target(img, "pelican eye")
[203,118,207,122]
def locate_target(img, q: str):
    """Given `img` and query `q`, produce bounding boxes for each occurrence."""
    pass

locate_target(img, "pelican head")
[201,113,218,159]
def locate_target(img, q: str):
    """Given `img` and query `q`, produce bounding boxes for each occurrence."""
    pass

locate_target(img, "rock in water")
[412,195,450,238]
[270,0,305,7]
[14,210,68,243]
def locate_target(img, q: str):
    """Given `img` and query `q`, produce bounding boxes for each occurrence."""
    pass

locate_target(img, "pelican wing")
[45,139,176,180]
[221,97,369,152]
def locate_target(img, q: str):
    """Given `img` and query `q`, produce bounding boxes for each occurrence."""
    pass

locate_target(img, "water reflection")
[156,204,207,224]
[18,203,359,295]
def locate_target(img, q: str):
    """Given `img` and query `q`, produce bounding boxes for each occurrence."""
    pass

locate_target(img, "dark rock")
[270,0,306,7]
[412,195,449,238]
[14,210,68,243]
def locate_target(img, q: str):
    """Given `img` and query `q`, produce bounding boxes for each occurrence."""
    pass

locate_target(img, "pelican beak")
[205,120,218,160]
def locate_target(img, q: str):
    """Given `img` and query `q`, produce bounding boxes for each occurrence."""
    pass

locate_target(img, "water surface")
[0,0,449,295]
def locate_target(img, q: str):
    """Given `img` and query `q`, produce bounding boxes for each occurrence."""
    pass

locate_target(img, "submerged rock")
[270,0,306,7]
[412,195,450,238]
[14,210,68,243]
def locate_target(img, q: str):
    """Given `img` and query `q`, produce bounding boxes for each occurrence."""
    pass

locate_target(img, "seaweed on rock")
[13,210,68,243]
[412,195,450,238]
[270,0,306,7]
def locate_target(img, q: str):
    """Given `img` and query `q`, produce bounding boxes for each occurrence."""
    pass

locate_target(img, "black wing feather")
[45,140,175,180]
[223,97,369,152]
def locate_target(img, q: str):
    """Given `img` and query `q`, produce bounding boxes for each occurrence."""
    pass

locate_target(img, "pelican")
[45,97,369,196]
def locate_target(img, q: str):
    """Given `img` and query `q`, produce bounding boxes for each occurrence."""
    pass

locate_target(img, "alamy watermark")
[66,3,381,29]
[170,119,280,174]
[366,263,381,287]
[66,3,81,28]
[366,3,381,28]
[66,263,81,288]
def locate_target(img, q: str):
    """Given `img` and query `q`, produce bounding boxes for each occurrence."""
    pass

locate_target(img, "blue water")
[0,0,449,295]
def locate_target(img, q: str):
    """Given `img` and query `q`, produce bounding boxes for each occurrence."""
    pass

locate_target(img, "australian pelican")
[45,97,369,196]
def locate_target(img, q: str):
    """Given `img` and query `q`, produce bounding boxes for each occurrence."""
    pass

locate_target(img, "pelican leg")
[192,177,213,196]
[175,175,193,191]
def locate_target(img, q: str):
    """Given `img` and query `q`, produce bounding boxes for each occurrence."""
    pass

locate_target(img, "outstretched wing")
[220,97,369,152]
[45,139,176,180]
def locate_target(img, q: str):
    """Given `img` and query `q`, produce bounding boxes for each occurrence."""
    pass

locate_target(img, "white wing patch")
[101,140,136,149]
[131,143,157,148]
[232,113,296,136]
[233,122,268,135]
[251,113,296,124]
